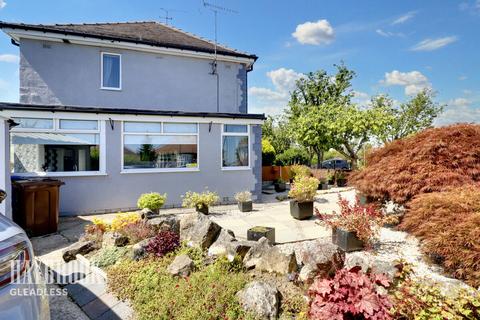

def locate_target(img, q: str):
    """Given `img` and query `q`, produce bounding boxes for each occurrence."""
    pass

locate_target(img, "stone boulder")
[344,251,397,281]
[181,214,221,249]
[102,232,129,247]
[130,237,154,261]
[243,238,297,274]
[138,208,158,220]
[236,281,279,320]
[167,254,194,277]
[208,229,255,260]
[62,241,96,262]
[147,215,180,234]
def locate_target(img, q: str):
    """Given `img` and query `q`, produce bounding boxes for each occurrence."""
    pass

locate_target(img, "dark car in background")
[321,158,350,170]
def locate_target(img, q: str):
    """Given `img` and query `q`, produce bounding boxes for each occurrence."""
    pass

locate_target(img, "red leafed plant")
[316,196,385,244]
[146,230,180,257]
[308,267,392,320]
[349,124,480,204]
[118,221,156,244]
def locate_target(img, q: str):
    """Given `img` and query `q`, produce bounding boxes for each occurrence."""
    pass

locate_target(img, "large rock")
[344,251,397,281]
[138,208,158,220]
[102,232,129,247]
[62,241,96,262]
[181,214,221,249]
[243,238,297,274]
[236,281,279,320]
[147,215,180,234]
[208,229,255,260]
[167,254,194,277]
[130,237,154,261]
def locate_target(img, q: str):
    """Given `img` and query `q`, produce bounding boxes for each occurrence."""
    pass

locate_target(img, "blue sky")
[0,0,479,124]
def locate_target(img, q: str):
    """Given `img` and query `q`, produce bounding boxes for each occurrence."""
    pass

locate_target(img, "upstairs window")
[101,52,121,90]
[222,124,249,169]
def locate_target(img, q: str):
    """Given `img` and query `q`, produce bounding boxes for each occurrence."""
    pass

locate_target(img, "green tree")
[371,90,444,144]
[262,115,294,155]
[261,138,276,166]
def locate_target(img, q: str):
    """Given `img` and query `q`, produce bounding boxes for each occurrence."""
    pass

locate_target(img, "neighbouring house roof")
[0,102,266,120]
[0,21,257,61]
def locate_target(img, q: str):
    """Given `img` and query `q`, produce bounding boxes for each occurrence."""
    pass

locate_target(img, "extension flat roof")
[0,21,257,61]
[0,102,266,120]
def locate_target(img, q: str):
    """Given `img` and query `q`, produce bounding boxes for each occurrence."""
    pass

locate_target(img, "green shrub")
[107,255,252,320]
[262,139,276,166]
[275,147,309,166]
[288,176,319,202]
[182,190,219,210]
[137,192,167,211]
[91,246,128,268]
[289,164,311,180]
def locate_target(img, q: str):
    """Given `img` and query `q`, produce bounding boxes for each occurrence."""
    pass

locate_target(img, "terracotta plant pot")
[332,228,364,252]
[238,201,253,212]
[247,226,275,244]
[289,200,314,220]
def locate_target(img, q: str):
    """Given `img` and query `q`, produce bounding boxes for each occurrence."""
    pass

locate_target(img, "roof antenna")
[202,0,238,112]
[159,7,187,25]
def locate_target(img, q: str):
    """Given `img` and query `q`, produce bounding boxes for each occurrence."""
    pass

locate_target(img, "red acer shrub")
[399,186,480,287]
[146,231,180,257]
[349,124,480,204]
[308,267,392,320]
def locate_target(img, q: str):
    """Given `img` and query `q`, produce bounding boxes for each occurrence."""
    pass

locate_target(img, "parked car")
[321,158,350,170]
[0,190,50,319]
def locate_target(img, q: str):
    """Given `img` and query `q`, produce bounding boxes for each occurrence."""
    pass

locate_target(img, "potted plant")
[247,226,275,244]
[336,171,347,187]
[235,190,253,212]
[327,172,335,185]
[318,178,329,190]
[137,192,167,214]
[182,190,220,215]
[289,164,311,183]
[316,196,385,252]
[274,178,287,192]
[288,176,319,220]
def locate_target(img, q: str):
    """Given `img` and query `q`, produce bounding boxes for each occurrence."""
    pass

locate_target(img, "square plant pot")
[333,228,364,252]
[289,200,314,220]
[318,183,329,190]
[247,226,275,244]
[274,182,286,192]
[238,201,253,212]
[196,204,209,215]
[336,179,347,187]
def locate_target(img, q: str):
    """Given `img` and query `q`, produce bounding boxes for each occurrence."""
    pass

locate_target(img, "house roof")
[0,21,257,61]
[0,102,266,120]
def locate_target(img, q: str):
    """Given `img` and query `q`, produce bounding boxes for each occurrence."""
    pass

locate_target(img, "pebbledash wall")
[51,121,262,216]
[19,38,248,113]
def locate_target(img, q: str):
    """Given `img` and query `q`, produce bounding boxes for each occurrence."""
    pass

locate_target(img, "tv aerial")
[159,7,188,25]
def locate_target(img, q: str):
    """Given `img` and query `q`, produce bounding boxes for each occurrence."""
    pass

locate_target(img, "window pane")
[60,120,98,130]
[123,135,197,169]
[124,122,161,133]
[11,132,100,173]
[102,54,120,88]
[224,124,247,133]
[222,136,249,167]
[13,118,53,129]
[163,123,198,133]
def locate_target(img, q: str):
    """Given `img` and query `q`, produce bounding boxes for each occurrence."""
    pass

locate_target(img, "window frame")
[221,124,250,171]
[10,117,106,177]
[100,52,122,91]
[120,121,200,174]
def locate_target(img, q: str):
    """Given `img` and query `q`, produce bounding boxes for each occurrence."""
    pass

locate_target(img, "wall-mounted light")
[108,118,114,130]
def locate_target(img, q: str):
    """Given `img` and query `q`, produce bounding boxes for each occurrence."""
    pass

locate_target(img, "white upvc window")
[221,124,250,170]
[101,52,121,90]
[121,121,199,173]
[10,117,106,177]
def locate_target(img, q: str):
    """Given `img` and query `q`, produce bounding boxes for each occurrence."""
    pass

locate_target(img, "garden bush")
[118,221,156,244]
[234,190,251,203]
[308,267,392,319]
[275,147,310,166]
[262,139,276,166]
[289,164,311,180]
[91,246,128,268]
[107,255,252,320]
[137,192,167,211]
[110,212,141,232]
[181,190,220,211]
[288,176,319,202]
[146,231,180,257]
[349,124,480,204]
[399,186,480,287]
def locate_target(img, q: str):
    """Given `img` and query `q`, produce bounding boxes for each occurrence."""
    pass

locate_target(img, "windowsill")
[221,166,251,171]
[12,171,108,178]
[100,87,122,91]
[120,168,200,174]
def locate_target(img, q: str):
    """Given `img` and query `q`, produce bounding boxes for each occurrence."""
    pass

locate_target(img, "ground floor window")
[10,118,101,174]
[222,124,249,168]
[122,121,198,171]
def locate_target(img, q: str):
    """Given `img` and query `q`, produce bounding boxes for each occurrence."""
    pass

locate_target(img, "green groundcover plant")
[137,192,167,211]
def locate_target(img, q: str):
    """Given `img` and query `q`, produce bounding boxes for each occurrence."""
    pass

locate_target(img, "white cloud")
[0,54,19,63]
[459,75,468,81]
[0,0,6,9]
[249,87,287,103]
[448,97,471,107]
[292,19,335,45]
[435,104,480,126]
[459,0,480,14]
[352,91,370,106]
[411,36,457,51]
[376,29,405,38]
[266,68,304,93]
[392,11,417,25]
[381,70,431,96]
